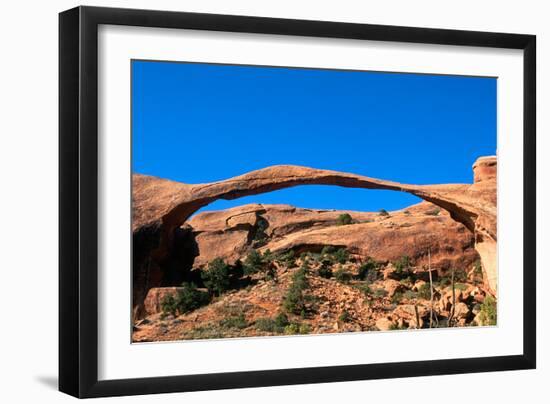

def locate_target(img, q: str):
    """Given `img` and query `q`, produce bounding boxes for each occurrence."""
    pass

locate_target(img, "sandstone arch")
[132,156,497,314]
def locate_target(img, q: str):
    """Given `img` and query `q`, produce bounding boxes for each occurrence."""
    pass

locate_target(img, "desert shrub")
[317,263,333,279]
[478,295,497,326]
[292,266,309,289]
[354,284,372,297]
[334,268,352,284]
[284,323,300,335]
[202,258,231,296]
[243,249,277,280]
[337,213,353,226]
[454,269,468,283]
[255,313,290,333]
[243,250,264,275]
[357,257,377,280]
[403,210,411,216]
[276,250,296,268]
[403,290,417,300]
[391,291,404,304]
[255,318,276,332]
[299,323,311,334]
[394,255,411,275]
[338,310,351,322]
[283,267,309,314]
[437,276,451,288]
[399,276,413,286]
[379,209,389,217]
[283,286,304,314]
[161,282,211,315]
[160,294,178,316]
[219,314,248,329]
[373,288,388,298]
[321,245,336,256]
[417,283,432,300]
[275,312,290,328]
[454,283,469,291]
[333,248,349,264]
[254,318,283,333]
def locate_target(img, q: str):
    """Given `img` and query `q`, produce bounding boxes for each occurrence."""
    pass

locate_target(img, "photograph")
[131,60,498,342]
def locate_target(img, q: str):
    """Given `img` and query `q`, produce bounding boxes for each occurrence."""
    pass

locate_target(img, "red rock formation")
[132,156,497,316]
[188,202,478,273]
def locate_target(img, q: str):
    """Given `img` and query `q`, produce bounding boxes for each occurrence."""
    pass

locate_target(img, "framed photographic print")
[59,6,536,398]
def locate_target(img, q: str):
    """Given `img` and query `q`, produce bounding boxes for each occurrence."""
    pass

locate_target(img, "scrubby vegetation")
[160,282,211,316]
[202,258,232,296]
[145,237,495,342]
[334,268,352,284]
[275,249,297,268]
[357,257,379,282]
[317,262,333,279]
[283,264,310,314]
[379,209,389,216]
[243,249,276,280]
[394,255,411,275]
[478,295,497,326]
[219,314,248,329]
[337,213,353,226]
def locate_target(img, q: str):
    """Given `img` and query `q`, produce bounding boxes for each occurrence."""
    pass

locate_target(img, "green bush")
[357,257,378,281]
[255,313,290,333]
[337,213,353,226]
[276,250,296,268]
[391,291,404,304]
[161,282,211,315]
[255,318,277,332]
[283,286,304,314]
[283,267,309,314]
[160,294,178,316]
[403,290,417,300]
[373,288,388,298]
[417,283,432,300]
[478,295,497,326]
[354,284,372,297]
[317,264,333,279]
[379,209,389,216]
[394,255,411,274]
[333,248,349,264]
[299,323,311,334]
[275,312,290,328]
[321,245,336,256]
[338,310,351,322]
[202,258,231,296]
[243,250,264,275]
[284,323,300,335]
[243,249,277,280]
[334,268,352,284]
[219,314,248,329]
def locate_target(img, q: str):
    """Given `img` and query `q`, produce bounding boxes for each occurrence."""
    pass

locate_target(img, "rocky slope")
[133,249,493,342]
[132,197,497,342]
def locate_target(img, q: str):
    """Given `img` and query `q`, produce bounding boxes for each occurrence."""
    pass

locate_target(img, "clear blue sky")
[132,60,496,213]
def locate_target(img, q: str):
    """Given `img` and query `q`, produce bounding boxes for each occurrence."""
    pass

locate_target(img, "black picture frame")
[59,5,536,398]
